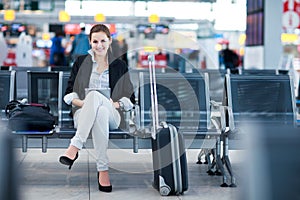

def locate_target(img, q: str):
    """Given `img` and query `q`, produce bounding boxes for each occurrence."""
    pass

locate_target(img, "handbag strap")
[5,100,21,118]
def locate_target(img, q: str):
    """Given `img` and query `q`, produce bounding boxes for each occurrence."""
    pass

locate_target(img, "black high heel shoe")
[59,152,78,170]
[97,172,112,193]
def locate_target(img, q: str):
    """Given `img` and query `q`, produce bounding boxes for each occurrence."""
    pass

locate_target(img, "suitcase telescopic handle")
[148,54,160,139]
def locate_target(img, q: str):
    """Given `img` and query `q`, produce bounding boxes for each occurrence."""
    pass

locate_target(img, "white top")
[88,49,109,89]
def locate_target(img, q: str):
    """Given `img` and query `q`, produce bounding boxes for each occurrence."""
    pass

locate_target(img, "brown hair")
[89,24,111,41]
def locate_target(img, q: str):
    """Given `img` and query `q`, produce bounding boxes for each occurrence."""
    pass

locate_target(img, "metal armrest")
[209,100,224,131]
[127,104,152,138]
[219,105,234,132]
[128,105,138,135]
[127,104,138,135]
[209,100,233,132]
[210,100,222,108]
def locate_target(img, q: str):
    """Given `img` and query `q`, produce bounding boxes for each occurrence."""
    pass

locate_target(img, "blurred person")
[0,32,8,65]
[32,41,46,67]
[111,39,121,61]
[64,35,75,66]
[220,43,239,69]
[71,24,90,63]
[49,31,67,66]
[59,24,135,193]
[117,36,128,65]
[16,32,33,66]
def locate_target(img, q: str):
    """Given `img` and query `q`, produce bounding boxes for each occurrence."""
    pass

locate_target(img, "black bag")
[5,100,56,132]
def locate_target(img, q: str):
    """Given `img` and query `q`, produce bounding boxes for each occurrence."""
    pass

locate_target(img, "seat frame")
[219,73,297,187]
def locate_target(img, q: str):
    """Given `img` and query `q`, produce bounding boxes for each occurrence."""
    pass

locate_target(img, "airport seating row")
[0,66,298,187]
[0,67,218,151]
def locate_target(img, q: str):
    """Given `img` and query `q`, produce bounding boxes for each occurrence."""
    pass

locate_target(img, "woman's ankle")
[64,145,79,159]
[98,171,111,186]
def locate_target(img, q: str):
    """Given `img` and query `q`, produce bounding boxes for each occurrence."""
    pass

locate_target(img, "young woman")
[59,24,135,193]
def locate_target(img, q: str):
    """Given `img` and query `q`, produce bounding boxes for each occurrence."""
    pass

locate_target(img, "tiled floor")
[15,148,244,200]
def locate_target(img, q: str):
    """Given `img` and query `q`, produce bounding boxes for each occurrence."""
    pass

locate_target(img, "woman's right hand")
[72,98,84,107]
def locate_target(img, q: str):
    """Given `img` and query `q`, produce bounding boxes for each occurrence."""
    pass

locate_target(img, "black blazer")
[65,54,135,114]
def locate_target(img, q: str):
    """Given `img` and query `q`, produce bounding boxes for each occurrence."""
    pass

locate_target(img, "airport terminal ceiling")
[0,0,245,30]
[0,0,218,8]
[0,0,225,35]
[1,0,217,3]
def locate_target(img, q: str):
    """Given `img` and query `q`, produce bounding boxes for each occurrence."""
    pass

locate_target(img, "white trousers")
[70,91,121,171]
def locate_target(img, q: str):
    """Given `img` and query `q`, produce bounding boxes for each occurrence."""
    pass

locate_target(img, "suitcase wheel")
[160,186,171,196]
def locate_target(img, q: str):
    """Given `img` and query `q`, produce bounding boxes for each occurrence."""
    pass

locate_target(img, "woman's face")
[90,31,111,57]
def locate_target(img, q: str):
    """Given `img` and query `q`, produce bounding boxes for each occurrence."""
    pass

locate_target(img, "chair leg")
[196,149,204,164]
[197,148,209,164]
[214,136,228,187]
[42,136,47,153]
[223,136,237,187]
[133,136,138,153]
[203,149,209,164]
[206,149,215,175]
[22,135,28,153]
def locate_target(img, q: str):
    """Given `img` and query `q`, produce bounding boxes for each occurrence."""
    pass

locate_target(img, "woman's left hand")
[110,99,120,109]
